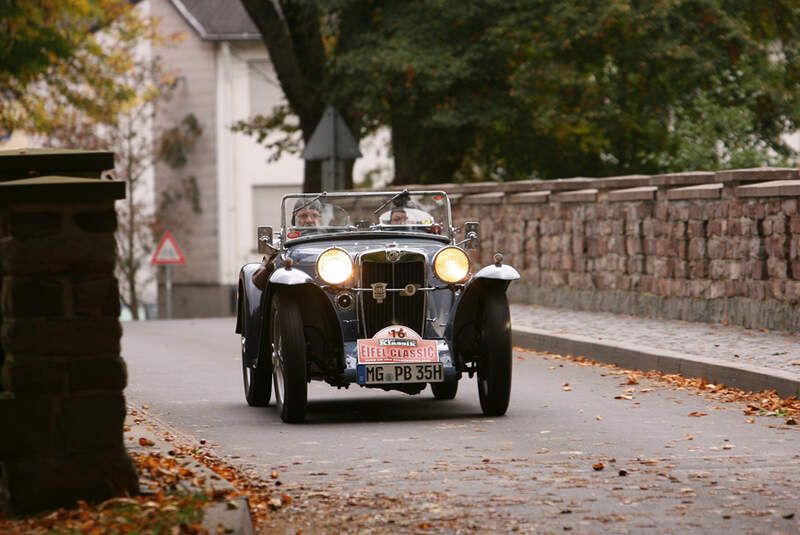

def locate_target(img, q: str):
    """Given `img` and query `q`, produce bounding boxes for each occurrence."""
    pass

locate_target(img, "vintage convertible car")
[235,190,519,423]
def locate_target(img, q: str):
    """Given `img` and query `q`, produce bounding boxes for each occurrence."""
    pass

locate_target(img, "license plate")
[357,363,443,385]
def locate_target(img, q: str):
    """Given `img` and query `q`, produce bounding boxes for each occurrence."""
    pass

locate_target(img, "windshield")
[280,191,452,242]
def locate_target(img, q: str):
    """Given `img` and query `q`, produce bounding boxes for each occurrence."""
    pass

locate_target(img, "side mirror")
[463,221,480,250]
[257,226,274,254]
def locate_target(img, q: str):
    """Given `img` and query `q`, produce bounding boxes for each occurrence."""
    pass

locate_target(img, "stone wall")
[425,168,800,332]
[0,153,137,513]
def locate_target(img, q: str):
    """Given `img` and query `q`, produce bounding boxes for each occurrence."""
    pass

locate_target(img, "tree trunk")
[392,122,473,185]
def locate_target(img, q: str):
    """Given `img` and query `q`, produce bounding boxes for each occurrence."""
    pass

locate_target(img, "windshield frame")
[279,190,454,244]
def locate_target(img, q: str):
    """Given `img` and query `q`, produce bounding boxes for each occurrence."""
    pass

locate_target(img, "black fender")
[446,263,519,370]
[236,263,264,368]
[262,281,346,376]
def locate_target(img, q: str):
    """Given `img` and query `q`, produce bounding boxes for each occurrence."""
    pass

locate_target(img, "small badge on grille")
[371,282,387,303]
[401,283,418,297]
[386,249,401,263]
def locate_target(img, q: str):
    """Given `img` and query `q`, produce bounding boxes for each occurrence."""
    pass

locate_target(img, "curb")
[512,326,800,398]
[125,404,255,535]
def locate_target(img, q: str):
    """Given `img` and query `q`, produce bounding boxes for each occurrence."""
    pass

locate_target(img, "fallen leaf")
[596,415,602,421]
[270,471,279,479]
[614,394,633,400]
[592,462,604,471]
[688,412,707,417]
[626,374,639,385]
[562,386,573,391]
[746,418,755,423]
[685,434,693,440]
[139,437,155,447]
[618,470,628,477]
[786,418,797,425]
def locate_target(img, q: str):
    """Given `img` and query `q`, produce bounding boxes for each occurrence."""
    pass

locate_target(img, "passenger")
[389,208,408,225]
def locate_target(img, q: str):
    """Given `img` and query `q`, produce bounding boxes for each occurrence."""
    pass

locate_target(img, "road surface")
[122,318,800,534]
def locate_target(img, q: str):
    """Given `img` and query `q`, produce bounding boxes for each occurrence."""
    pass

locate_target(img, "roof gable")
[170,0,261,40]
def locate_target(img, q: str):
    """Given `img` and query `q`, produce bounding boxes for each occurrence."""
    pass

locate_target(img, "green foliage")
[240,0,800,183]
[0,0,143,133]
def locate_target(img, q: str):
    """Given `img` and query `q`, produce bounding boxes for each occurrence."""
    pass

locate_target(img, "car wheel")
[476,291,512,416]
[242,335,271,407]
[431,381,458,400]
[271,291,307,423]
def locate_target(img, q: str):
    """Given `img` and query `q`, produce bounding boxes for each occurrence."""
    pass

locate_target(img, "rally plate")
[357,362,443,385]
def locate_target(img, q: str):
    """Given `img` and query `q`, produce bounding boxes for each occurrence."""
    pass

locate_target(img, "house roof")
[170,0,261,40]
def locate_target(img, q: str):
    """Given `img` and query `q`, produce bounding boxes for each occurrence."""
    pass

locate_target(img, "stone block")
[654,204,669,221]
[792,262,800,279]
[2,234,116,275]
[765,236,787,259]
[708,281,726,299]
[687,220,705,238]
[2,277,63,318]
[729,262,744,280]
[6,212,62,239]
[72,210,118,233]
[689,261,707,279]
[747,260,766,280]
[766,258,788,279]
[673,260,688,279]
[707,238,726,259]
[4,358,67,394]
[6,449,138,513]
[767,280,786,300]
[709,260,729,280]
[746,281,765,300]
[0,396,54,459]
[790,217,800,234]
[68,357,127,392]
[63,392,126,453]
[786,281,800,303]
[2,318,121,356]
[707,219,726,236]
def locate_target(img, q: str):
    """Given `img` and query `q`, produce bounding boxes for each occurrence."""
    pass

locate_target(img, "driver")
[293,198,322,227]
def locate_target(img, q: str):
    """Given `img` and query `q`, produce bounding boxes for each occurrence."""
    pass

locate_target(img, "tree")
[0,0,138,134]
[39,12,201,320]
[236,0,800,185]
[238,0,343,192]
[488,0,800,178]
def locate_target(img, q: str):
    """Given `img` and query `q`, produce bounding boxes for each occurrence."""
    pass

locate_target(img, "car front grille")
[360,259,425,337]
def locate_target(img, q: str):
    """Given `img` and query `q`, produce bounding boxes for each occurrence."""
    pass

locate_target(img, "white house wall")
[216,40,304,287]
[152,0,227,316]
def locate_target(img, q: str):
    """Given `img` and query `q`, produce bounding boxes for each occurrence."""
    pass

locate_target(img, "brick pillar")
[0,172,137,513]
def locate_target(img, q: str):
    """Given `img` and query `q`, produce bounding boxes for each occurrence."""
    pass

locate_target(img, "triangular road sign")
[152,231,186,265]
[302,106,362,160]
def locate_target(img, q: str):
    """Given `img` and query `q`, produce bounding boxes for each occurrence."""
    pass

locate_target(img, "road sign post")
[151,231,186,319]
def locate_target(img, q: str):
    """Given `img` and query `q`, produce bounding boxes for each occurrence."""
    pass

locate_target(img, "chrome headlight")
[316,248,353,285]
[433,246,470,283]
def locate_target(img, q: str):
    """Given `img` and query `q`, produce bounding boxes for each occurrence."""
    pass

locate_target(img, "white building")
[151,0,391,318]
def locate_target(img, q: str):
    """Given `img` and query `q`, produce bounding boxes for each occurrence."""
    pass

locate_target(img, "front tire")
[271,291,307,423]
[431,381,458,400]
[477,291,512,416]
[242,335,271,407]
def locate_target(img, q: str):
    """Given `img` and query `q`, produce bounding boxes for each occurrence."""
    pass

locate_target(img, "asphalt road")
[122,318,800,534]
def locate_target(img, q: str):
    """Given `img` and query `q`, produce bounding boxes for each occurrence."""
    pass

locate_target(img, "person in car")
[294,198,322,227]
[389,208,408,225]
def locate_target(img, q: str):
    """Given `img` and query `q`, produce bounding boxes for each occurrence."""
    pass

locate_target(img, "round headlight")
[433,247,470,283]
[316,248,353,285]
